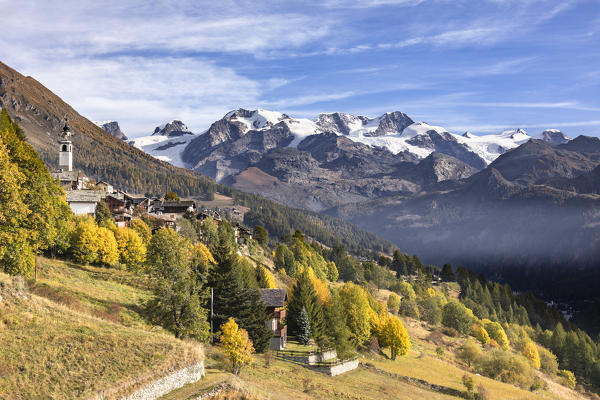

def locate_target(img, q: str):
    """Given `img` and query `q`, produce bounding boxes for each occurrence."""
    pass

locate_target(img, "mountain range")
[129,108,600,302]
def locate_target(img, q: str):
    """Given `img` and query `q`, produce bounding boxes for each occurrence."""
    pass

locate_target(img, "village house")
[95,180,113,193]
[260,288,288,350]
[66,190,106,215]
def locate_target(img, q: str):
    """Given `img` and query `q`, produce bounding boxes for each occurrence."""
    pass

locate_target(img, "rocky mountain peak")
[94,120,127,140]
[540,129,571,145]
[152,120,193,137]
[374,111,414,136]
[315,112,370,135]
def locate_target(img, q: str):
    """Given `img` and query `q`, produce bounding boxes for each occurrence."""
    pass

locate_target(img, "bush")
[530,376,547,391]
[418,296,442,326]
[473,324,490,345]
[387,293,401,314]
[538,347,558,375]
[559,369,576,389]
[474,350,535,389]
[442,302,474,335]
[522,341,541,369]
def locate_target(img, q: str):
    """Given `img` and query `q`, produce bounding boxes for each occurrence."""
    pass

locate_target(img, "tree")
[442,302,474,335]
[96,227,119,266]
[274,244,295,273]
[378,315,411,360]
[200,217,218,248]
[326,261,339,282]
[253,225,268,246]
[324,291,354,358]
[257,266,276,288]
[114,227,146,269]
[0,136,31,275]
[176,217,198,243]
[145,228,210,339]
[338,282,372,347]
[398,281,416,300]
[538,347,558,375]
[418,296,442,325]
[94,200,112,227]
[399,298,420,319]
[522,341,541,369]
[474,324,490,345]
[387,293,401,314]
[457,340,481,367]
[71,217,100,264]
[484,321,509,350]
[441,264,455,282]
[130,218,152,245]
[164,190,179,201]
[219,318,254,375]
[287,272,325,341]
[297,307,312,345]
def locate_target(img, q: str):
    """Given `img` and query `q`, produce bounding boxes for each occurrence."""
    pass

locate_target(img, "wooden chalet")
[260,288,288,350]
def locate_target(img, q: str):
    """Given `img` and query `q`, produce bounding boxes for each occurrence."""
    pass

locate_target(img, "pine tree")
[297,307,312,345]
[94,200,112,227]
[253,225,268,246]
[441,264,455,282]
[287,272,325,341]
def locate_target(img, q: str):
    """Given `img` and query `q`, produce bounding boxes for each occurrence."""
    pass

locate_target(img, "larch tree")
[522,341,541,369]
[378,314,411,360]
[338,282,372,347]
[219,318,254,375]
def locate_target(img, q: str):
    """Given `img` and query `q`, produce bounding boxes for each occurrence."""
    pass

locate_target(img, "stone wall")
[120,361,205,400]
[322,358,359,376]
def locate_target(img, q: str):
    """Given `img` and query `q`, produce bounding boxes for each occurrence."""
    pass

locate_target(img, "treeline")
[456,267,600,390]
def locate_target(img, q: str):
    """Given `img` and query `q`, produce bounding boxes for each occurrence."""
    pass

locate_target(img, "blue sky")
[1,0,599,137]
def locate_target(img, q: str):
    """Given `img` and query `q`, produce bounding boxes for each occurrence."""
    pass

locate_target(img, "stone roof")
[66,190,106,203]
[260,288,287,307]
[51,170,83,182]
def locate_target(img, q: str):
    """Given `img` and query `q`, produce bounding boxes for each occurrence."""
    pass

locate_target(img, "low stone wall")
[278,349,337,365]
[327,358,359,376]
[121,361,205,400]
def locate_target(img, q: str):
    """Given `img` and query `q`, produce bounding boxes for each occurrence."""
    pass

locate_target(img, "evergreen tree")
[253,225,268,246]
[441,264,455,282]
[94,200,112,227]
[164,190,179,201]
[297,307,312,345]
[287,272,325,341]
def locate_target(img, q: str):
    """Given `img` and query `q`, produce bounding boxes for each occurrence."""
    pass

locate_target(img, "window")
[61,144,67,152]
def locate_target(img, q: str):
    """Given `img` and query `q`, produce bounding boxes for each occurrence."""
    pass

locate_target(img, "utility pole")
[210,287,214,344]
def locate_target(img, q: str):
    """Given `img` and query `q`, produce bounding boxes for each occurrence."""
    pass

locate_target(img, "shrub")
[530,376,547,391]
[538,347,558,375]
[474,350,535,389]
[418,296,442,326]
[559,369,576,389]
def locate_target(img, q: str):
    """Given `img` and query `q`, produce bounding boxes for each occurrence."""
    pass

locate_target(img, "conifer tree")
[441,264,455,282]
[287,272,325,341]
[297,307,312,345]
[253,225,268,246]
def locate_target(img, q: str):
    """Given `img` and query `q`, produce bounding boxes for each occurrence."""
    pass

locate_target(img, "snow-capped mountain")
[129,108,573,180]
[94,120,127,140]
[538,129,571,145]
[129,120,197,167]
[152,120,193,137]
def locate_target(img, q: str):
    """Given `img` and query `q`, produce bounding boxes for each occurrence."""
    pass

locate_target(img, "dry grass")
[0,263,202,400]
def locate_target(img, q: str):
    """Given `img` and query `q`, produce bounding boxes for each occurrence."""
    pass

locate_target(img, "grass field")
[0,259,202,400]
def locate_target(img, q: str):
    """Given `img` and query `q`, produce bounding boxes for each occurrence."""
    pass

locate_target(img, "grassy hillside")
[0,258,202,400]
[0,257,587,400]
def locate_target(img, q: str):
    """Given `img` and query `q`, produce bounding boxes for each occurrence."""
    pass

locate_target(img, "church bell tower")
[58,119,73,172]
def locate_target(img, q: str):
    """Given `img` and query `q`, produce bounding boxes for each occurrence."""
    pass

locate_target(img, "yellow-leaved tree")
[96,227,119,266]
[483,320,509,350]
[130,218,152,245]
[522,341,541,369]
[219,318,254,375]
[387,293,401,314]
[378,314,411,360]
[115,227,146,270]
[71,217,100,264]
[338,282,372,347]
[257,265,277,288]
[473,324,490,345]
